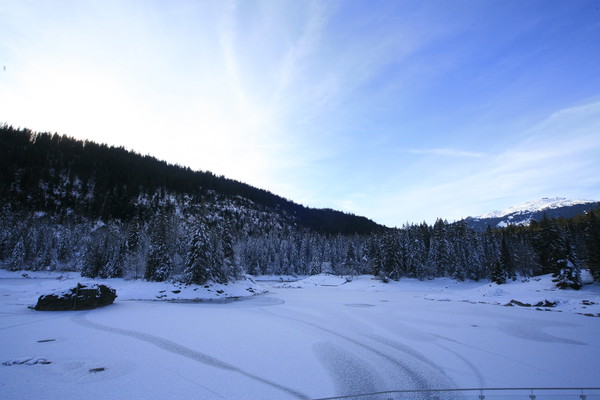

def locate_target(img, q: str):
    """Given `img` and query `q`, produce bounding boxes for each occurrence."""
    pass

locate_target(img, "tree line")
[1,199,598,288]
[1,124,599,288]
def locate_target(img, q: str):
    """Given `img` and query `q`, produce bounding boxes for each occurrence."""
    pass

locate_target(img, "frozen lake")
[1,276,600,399]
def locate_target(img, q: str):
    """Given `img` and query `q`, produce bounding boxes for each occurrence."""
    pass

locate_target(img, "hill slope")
[0,125,384,235]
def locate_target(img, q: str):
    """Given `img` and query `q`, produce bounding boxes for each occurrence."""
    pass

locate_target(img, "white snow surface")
[1,271,600,400]
[477,197,596,219]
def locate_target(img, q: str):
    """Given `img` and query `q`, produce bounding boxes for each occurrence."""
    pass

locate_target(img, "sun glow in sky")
[1,0,600,226]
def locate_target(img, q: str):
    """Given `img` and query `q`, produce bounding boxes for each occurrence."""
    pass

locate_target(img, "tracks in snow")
[264,307,459,399]
[72,312,309,399]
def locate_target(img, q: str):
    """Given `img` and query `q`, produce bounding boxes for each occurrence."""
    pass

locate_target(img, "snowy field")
[1,271,600,400]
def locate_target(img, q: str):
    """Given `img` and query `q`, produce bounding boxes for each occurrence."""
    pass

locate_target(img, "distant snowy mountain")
[463,197,599,231]
[478,198,596,219]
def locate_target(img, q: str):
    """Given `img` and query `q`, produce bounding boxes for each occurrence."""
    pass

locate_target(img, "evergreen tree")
[309,260,322,275]
[81,238,106,278]
[407,228,428,280]
[585,209,600,281]
[145,243,172,281]
[8,238,26,271]
[342,242,360,275]
[429,219,453,277]
[482,226,500,280]
[101,242,125,278]
[182,225,212,285]
[210,226,237,283]
[240,238,260,276]
[491,260,507,284]
[510,232,539,278]
[498,233,515,281]
[553,237,582,290]
[535,213,566,275]
[381,230,403,280]
[365,234,384,278]
[127,217,141,252]
[466,229,485,281]
[56,227,72,265]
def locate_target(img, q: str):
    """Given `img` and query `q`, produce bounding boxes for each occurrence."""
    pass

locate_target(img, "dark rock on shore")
[33,283,117,311]
[505,299,556,308]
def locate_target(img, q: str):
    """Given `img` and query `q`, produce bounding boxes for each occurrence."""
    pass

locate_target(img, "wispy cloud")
[274,1,333,101]
[359,99,600,225]
[408,148,486,158]
[1,1,598,227]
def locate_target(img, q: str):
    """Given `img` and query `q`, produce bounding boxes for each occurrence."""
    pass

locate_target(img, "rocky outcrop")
[33,283,117,311]
[505,299,556,308]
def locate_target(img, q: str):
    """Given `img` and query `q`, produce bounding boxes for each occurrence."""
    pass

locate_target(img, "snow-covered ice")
[1,271,599,399]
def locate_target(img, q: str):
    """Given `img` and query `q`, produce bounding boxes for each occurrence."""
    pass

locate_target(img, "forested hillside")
[1,125,599,288]
[0,125,381,234]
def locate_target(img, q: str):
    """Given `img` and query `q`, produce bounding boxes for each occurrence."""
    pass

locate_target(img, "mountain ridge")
[463,197,599,231]
[477,197,596,219]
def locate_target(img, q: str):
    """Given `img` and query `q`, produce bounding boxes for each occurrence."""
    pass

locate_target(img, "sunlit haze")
[1,0,599,226]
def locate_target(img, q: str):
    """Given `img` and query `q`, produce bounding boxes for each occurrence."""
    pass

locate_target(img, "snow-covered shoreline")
[273,273,600,317]
[0,269,268,304]
[2,269,598,316]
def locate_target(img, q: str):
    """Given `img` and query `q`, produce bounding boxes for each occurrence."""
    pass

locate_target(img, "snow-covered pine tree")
[143,214,176,281]
[31,224,56,271]
[535,213,565,275]
[127,217,141,253]
[509,231,538,278]
[482,226,500,280]
[430,219,454,277]
[56,226,72,266]
[145,242,172,281]
[491,260,507,284]
[8,238,26,271]
[450,222,470,281]
[239,238,260,276]
[381,230,403,281]
[182,224,212,285]
[406,227,428,279]
[466,229,485,281]
[341,242,360,275]
[365,234,384,278]
[277,237,292,276]
[297,234,311,275]
[224,228,242,280]
[209,225,238,284]
[496,233,515,283]
[0,208,11,263]
[81,237,106,278]
[553,237,582,290]
[101,242,125,278]
[585,209,600,281]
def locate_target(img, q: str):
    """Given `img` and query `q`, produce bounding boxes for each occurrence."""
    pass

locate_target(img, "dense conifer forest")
[1,125,599,288]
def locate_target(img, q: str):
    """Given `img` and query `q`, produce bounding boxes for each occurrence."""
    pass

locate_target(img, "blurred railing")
[311,387,600,400]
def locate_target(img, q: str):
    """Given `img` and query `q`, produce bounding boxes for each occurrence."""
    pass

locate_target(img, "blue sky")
[1,0,600,226]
